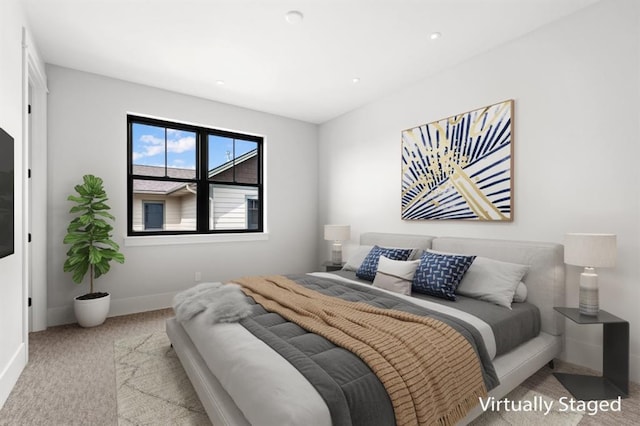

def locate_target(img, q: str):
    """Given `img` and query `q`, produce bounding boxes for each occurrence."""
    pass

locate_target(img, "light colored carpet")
[114,332,211,426]
[0,308,175,426]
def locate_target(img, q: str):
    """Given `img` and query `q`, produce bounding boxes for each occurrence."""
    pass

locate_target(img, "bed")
[166,233,565,425]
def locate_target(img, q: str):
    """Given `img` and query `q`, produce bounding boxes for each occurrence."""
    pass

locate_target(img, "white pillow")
[372,256,420,296]
[513,282,528,303]
[407,248,425,260]
[343,246,423,271]
[342,245,374,271]
[455,256,529,309]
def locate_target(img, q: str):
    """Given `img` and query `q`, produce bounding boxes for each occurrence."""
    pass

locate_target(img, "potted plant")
[63,174,125,327]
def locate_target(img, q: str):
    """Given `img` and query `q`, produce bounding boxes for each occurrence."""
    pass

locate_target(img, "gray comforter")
[239,274,499,426]
[331,269,542,357]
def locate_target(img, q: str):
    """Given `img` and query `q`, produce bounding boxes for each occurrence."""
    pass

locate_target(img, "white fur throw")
[173,282,253,324]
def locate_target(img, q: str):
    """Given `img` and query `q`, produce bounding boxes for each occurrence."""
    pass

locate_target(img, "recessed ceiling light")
[285,10,304,24]
[430,32,442,40]
[352,77,361,84]
[216,80,225,86]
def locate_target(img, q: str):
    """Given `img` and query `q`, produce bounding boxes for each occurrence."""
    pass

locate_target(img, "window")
[247,198,259,230]
[127,115,263,236]
[143,201,164,230]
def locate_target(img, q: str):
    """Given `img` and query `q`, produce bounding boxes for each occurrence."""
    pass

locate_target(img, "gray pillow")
[513,282,528,303]
[342,245,374,271]
[455,256,529,309]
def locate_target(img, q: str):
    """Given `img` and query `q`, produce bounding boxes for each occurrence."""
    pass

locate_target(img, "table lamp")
[564,233,616,316]
[324,225,350,265]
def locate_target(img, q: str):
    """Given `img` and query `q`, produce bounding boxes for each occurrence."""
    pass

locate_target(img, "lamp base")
[578,267,599,316]
[331,242,343,265]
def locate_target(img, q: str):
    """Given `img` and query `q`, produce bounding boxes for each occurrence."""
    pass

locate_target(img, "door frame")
[22,27,48,335]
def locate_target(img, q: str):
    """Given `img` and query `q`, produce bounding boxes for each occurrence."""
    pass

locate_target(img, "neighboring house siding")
[164,197,183,228]
[180,193,197,229]
[132,194,158,231]
[132,194,194,231]
[211,184,258,230]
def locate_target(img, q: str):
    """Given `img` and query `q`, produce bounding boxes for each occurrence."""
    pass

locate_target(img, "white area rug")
[114,332,211,425]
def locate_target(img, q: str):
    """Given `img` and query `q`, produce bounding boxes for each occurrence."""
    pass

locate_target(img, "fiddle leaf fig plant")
[63,174,125,295]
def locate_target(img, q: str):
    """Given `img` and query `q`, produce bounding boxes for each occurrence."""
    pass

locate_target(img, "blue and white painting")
[401,100,513,221]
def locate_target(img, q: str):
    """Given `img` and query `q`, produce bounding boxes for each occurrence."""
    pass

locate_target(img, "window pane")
[247,199,259,230]
[208,135,234,182]
[132,123,196,179]
[133,179,197,231]
[207,135,258,184]
[165,128,196,178]
[144,202,164,230]
[234,140,258,184]
[209,184,259,231]
[132,123,164,168]
[235,139,256,157]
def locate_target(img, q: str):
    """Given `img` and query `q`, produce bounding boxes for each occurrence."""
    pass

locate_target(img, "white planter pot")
[74,293,111,328]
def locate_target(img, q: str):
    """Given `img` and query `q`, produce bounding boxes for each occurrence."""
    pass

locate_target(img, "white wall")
[0,0,27,409]
[318,0,640,382]
[46,66,318,325]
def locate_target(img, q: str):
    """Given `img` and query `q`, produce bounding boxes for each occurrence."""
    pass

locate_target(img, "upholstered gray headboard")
[360,232,435,250]
[358,233,565,336]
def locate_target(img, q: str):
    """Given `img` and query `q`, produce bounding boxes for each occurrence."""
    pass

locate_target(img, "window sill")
[123,232,269,247]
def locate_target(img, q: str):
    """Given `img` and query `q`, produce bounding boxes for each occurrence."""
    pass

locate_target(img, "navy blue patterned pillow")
[356,246,413,282]
[412,252,476,300]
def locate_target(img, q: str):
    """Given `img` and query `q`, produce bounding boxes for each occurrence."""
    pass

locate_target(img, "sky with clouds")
[132,123,256,171]
[132,124,196,169]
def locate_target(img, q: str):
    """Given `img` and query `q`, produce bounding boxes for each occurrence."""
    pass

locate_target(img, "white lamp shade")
[324,225,350,241]
[564,233,616,268]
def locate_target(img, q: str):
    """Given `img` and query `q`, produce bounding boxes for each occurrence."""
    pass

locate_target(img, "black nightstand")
[553,307,629,400]
[322,261,344,272]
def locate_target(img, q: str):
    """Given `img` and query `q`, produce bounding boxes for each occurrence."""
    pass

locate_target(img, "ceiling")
[24,0,598,124]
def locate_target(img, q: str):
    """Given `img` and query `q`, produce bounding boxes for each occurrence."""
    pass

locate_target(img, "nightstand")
[553,307,629,400]
[322,261,344,272]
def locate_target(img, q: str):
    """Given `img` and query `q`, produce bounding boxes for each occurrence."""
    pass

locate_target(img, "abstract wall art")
[401,100,514,221]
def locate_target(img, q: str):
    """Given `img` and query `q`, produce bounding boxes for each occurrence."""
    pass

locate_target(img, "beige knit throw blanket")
[234,275,488,426]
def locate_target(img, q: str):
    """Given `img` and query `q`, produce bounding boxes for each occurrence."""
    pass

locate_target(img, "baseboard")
[109,291,177,318]
[47,305,75,327]
[0,343,26,410]
[561,336,640,384]
[47,291,178,327]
